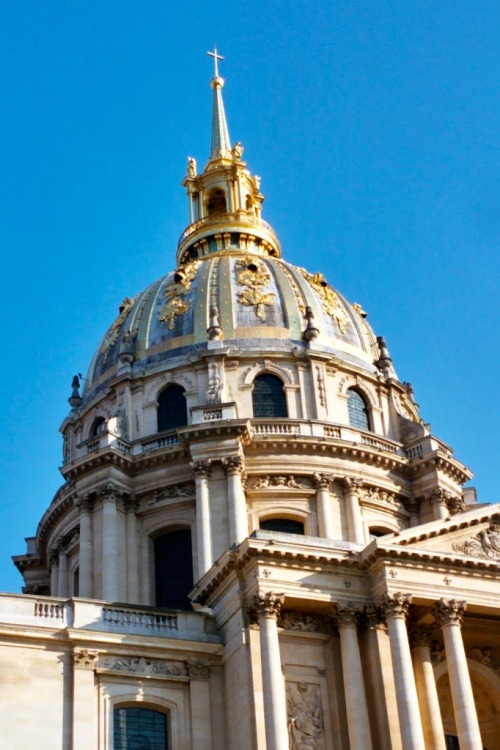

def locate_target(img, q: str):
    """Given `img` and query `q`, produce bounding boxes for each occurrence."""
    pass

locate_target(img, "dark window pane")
[347,389,370,430]
[260,518,304,535]
[252,374,287,418]
[157,385,187,432]
[114,707,167,750]
[445,737,460,750]
[154,529,193,610]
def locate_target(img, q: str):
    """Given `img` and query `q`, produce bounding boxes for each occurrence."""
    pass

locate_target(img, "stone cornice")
[386,507,500,548]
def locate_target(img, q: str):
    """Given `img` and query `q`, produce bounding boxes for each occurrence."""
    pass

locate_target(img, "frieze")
[249,475,313,490]
[146,484,194,506]
[98,656,184,677]
[452,523,500,561]
[467,647,499,673]
[287,682,325,750]
[279,610,325,633]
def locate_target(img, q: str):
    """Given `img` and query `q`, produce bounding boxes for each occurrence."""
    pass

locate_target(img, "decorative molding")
[222,455,244,475]
[191,460,212,479]
[74,648,99,669]
[433,599,466,627]
[467,646,499,673]
[330,603,362,629]
[279,610,321,633]
[452,523,500,561]
[287,682,325,750]
[76,494,94,514]
[185,661,211,681]
[98,656,183,677]
[146,483,194,506]
[340,477,363,493]
[313,473,332,491]
[249,475,312,490]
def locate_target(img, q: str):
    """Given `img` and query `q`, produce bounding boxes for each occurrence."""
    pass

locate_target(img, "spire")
[207,47,231,160]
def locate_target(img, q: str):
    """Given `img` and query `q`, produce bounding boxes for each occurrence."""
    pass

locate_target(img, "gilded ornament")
[101,296,138,363]
[158,260,200,329]
[300,269,349,333]
[235,257,276,319]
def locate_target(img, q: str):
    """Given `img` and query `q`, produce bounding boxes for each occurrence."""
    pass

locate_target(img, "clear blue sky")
[0,1,498,592]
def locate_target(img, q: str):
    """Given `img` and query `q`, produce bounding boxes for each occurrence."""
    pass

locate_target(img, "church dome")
[84,252,386,402]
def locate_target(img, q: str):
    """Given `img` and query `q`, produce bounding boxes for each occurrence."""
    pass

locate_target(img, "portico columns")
[410,625,446,750]
[332,603,373,750]
[341,477,366,544]
[433,600,482,750]
[192,461,213,578]
[77,495,94,598]
[381,593,425,750]
[314,473,337,539]
[101,482,119,602]
[222,456,247,547]
[248,592,288,750]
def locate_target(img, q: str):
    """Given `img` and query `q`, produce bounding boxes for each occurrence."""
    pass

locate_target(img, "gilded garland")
[158,260,201,329]
[300,269,349,333]
[235,257,276,319]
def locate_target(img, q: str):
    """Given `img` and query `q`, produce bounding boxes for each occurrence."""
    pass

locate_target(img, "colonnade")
[249,592,483,750]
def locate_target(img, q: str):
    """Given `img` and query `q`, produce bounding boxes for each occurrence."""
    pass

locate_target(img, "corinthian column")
[433,600,482,750]
[410,625,446,750]
[341,477,366,544]
[191,461,213,578]
[429,489,449,521]
[222,456,247,547]
[314,473,337,539]
[101,482,119,601]
[332,603,373,750]
[124,497,139,604]
[248,592,288,750]
[381,593,425,750]
[77,495,94,598]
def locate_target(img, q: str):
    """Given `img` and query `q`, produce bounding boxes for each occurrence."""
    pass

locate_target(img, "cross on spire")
[207,47,224,78]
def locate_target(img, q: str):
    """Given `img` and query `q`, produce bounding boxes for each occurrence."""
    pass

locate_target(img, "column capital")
[247,592,285,623]
[76,493,94,513]
[330,602,363,629]
[222,455,244,475]
[74,648,99,670]
[185,661,211,681]
[365,603,386,630]
[99,481,122,503]
[191,459,212,479]
[48,547,59,569]
[380,592,412,620]
[428,488,450,507]
[123,495,139,512]
[313,472,332,490]
[432,599,467,627]
[409,623,433,648]
[340,476,363,493]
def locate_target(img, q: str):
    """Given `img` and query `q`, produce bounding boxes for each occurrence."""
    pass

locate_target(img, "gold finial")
[207,46,224,78]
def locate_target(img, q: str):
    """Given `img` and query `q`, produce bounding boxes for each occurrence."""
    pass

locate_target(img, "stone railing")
[177,211,279,249]
[140,431,180,454]
[404,434,454,461]
[102,606,178,632]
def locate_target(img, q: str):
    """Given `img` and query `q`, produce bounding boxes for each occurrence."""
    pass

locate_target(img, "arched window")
[114,706,168,750]
[368,527,392,541]
[90,416,106,436]
[260,518,304,535]
[252,374,287,418]
[347,388,370,431]
[157,385,187,432]
[154,529,193,610]
[207,187,227,216]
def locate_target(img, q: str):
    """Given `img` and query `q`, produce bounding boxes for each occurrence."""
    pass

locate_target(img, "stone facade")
[2,62,499,750]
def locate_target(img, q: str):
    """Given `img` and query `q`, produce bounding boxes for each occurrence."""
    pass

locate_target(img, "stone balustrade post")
[77,495,94,599]
[101,482,119,602]
[313,473,336,539]
[381,593,425,750]
[332,603,373,750]
[410,625,446,750]
[222,456,247,547]
[248,592,288,750]
[341,477,366,544]
[433,600,483,750]
[191,461,213,579]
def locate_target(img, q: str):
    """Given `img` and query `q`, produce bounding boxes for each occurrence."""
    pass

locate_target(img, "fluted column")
[381,593,425,750]
[248,592,288,750]
[192,461,213,578]
[429,489,449,521]
[222,456,247,547]
[410,625,446,750]
[58,540,70,598]
[77,495,94,598]
[125,497,139,604]
[101,482,119,602]
[341,477,366,544]
[49,548,59,596]
[314,473,336,539]
[332,603,373,750]
[433,600,482,750]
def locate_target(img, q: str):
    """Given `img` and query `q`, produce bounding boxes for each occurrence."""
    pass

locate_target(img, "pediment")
[381,506,500,563]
